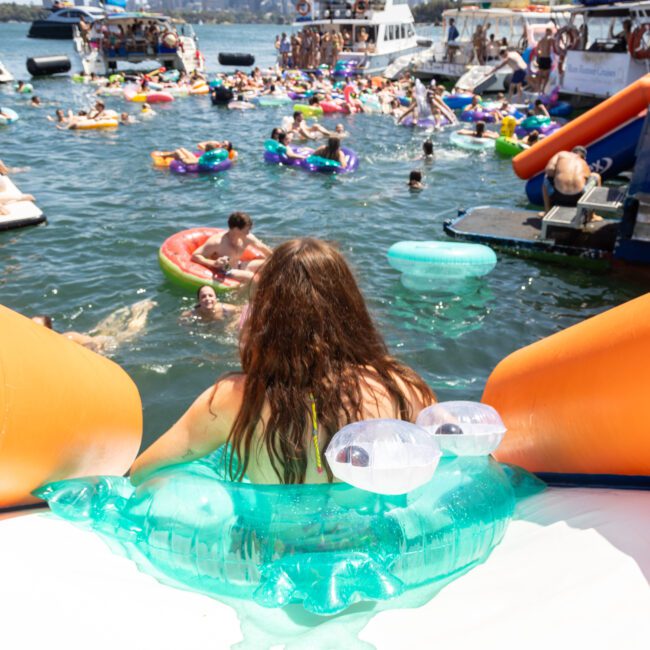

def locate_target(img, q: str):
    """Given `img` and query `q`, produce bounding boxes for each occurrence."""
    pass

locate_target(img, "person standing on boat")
[446,18,460,63]
[492,48,527,101]
[535,28,554,94]
[609,18,633,50]
[279,33,291,68]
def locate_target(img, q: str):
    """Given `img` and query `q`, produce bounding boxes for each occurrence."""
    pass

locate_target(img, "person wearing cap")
[542,146,601,213]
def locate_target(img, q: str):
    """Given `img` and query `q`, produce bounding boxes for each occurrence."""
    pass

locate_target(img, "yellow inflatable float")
[0,306,142,509]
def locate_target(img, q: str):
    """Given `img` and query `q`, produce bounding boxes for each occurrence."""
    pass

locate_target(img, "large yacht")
[73,12,204,76]
[28,5,105,40]
[386,2,569,88]
[555,1,650,100]
[290,0,425,75]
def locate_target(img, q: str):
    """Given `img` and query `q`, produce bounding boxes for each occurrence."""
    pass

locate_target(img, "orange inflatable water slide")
[486,293,650,480]
[513,75,650,205]
[0,305,142,509]
[513,75,650,180]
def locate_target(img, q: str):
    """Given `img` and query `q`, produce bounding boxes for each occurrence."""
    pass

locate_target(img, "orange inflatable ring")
[295,0,310,16]
[553,25,579,56]
[0,305,142,509]
[354,0,367,14]
[487,293,650,478]
[158,227,264,294]
[527,4,549,11]
[629,24,650,60]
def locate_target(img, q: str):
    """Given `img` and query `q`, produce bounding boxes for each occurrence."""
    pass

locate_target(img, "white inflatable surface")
[1,487,649,650]
[0,175,44,229]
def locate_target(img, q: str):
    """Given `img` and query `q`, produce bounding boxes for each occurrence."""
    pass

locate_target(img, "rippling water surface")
[0,23,646,449]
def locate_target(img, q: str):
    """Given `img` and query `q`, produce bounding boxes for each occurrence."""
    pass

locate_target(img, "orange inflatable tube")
[486,293,650,476]
[512,74,650,180]
[0,306,142,509]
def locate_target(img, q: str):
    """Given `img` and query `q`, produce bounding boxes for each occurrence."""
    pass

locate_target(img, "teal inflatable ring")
[449,131,496,152]
[36,452,540,615]
[520,115,550,130]
[388,240,497,288]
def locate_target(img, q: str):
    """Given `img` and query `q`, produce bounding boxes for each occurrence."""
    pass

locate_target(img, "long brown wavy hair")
[225,238,435,483]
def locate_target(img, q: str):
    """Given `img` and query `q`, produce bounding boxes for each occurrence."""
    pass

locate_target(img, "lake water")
[0,23,646,451]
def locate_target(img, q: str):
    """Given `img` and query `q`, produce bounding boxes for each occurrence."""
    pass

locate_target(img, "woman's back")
[131,239,435,486]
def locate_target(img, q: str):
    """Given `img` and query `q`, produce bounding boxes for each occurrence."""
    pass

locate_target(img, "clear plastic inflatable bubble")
[416,401,506,457]
[325,419,441,494]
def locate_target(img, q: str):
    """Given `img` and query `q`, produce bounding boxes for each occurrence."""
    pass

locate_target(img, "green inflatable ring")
[495,136,526,158]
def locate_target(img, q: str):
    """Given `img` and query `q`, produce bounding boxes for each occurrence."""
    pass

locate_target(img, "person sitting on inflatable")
[158,141,234,166]
[130,238,436,486]
[533,99,550,118]
[190,211,272,289]
[289,111,331,140]
[456,120,498,140]
[197,139,236,159]
[87,100,107,121]
[182,285,241,323]
[275,130,310,161]
[311,136,348,169]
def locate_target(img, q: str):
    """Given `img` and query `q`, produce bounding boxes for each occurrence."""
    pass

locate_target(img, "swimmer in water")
[31,299,156,355]
[30,96,41,107]
[141,102,156,117]
[182,285,241,323]
[408,170,424,190]
[422,139,434,162]
[291,111,331,140]
[120,112,136,125]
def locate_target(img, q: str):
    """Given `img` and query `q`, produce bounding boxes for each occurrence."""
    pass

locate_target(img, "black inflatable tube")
[218,52,255,67]
[26,55,71,76]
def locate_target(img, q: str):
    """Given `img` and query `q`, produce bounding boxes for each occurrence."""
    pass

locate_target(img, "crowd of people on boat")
[275,26,375,69]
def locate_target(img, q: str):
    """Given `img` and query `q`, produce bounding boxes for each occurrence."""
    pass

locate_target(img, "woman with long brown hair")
[131,238,435,485]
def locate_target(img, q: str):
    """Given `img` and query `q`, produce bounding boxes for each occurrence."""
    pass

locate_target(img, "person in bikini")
[191,211,272,288]
[130,238,436,486]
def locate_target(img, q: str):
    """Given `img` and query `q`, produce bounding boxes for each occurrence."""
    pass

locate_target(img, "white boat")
[290,0,425,75]
[73,12,204,76]
[28,5,105,40]
[0,60,14,84]
[386,2,570,91]
[556,1,650,100]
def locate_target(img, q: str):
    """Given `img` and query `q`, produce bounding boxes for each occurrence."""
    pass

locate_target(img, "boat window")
[400,25,406,39]
[407,25,414,38]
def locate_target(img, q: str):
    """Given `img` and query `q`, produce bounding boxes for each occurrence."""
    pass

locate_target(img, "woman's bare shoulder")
[358,366,435,419]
